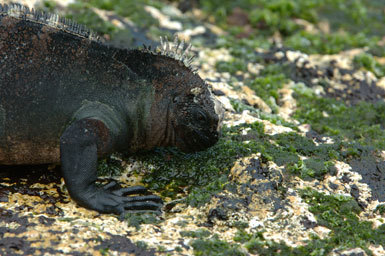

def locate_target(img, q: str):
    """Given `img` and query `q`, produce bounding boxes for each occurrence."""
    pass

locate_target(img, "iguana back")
[0,4,152,164]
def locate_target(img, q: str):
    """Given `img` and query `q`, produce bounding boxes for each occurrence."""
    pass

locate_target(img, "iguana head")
[150,52,224,152]
[123,39,224,152]
[169,74,224,152]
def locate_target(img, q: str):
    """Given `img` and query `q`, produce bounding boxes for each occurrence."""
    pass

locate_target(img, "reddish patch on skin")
[147,84,170,149]
[83,119,112,156]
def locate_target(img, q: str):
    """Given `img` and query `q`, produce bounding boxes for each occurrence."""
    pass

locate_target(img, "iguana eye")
[195,110,207,122]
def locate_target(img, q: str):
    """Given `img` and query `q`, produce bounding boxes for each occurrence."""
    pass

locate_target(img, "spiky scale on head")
[150,36,196,71]
[142,35,196,70]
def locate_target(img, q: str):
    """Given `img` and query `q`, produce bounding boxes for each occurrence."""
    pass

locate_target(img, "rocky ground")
[0,0,384,255]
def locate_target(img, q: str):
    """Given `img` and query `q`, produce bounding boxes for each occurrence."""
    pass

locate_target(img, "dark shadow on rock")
[260,47,385,105]
[348,157,385,202]
[91,234,156,256]
[0,165,66,216]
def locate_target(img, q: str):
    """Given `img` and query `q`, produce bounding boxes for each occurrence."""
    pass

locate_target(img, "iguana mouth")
[175,124,219,153]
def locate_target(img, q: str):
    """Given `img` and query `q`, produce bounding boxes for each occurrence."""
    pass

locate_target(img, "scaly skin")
[0,4,223,214]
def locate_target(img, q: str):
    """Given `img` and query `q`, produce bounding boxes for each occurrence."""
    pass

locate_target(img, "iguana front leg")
[60,118,162,214]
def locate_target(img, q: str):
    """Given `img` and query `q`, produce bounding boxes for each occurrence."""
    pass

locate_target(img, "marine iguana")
[0,4,223,214]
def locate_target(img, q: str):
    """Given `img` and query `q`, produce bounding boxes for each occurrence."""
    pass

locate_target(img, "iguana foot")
[80,183,163,214]
[60,118,163,214]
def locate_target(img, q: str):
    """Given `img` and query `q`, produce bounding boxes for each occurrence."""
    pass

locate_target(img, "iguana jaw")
[162,103,177,147]
[146,99,176,149]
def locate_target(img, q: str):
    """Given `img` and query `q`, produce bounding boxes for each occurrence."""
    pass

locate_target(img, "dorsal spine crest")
[1,4,198,73]
[0,3,100,41]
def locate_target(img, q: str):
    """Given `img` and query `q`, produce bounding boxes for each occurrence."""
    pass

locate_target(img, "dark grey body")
[0,17,155,164]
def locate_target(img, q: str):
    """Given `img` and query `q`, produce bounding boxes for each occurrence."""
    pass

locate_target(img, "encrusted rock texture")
[0,0,384,255]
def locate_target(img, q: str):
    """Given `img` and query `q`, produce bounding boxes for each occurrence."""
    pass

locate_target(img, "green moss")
[200,0,324,31]
[136,241,149,250]
[300,188,385,255]
[293,84,385,150]
[216,59,248,74]
[233,229,254,243]
[200,0,381,54]
[175,220,189,227]
[97,155,124,176]
[157,245,167,252]
[40,0,58,11]
[234,229,331,255]
[190,234,246,256]
[79,0,161,28]
[64,0,163,42]
[230,99,259,114]
[285,31,377,54]
[230,189,385,255]
[66,2,120,36]
[287,159,334,180]
[180,229,211,238]
[99,248,109,256]
[186,175,228,207]
[214,37,266,75]
[229,100,299,131]
[248,64,289,112]
[243,236,298,255]
[274,132,317,155]
[58,217,78,222]
[262,114,298,130]
[231,221,249,230]
[375,204,385,215]
[265,132,340,178]
[353,53,385,77]
[216,36,271,53]
[123,212,160,230]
